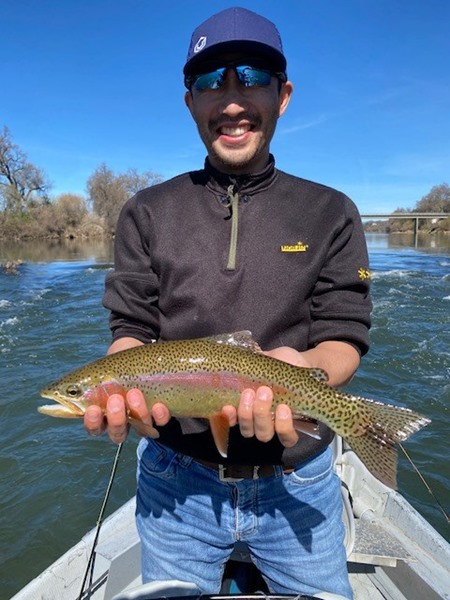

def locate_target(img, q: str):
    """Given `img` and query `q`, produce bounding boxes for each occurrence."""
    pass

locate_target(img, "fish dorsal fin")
[307,367,329,382]
[207,331,262,354]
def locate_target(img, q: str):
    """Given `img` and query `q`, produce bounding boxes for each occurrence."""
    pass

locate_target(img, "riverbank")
[1,221,448,243]
[1,209,449,242]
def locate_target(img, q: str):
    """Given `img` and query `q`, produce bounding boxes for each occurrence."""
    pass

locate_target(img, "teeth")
[221,126,249,136]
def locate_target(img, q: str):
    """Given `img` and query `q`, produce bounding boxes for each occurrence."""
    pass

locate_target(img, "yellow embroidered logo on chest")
[280,241,309,253]
[358,268,371,280]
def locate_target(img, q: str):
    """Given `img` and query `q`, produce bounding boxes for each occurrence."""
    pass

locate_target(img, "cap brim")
[183,40,287,75]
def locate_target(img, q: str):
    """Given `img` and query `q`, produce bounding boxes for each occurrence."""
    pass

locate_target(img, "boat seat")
[111,580,201,600]
[111,580,349,600]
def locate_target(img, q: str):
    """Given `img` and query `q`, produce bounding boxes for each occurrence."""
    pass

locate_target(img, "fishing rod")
[399,443,449,524]
[77,442,124,600]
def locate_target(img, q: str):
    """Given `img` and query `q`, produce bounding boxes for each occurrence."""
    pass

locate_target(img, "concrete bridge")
[361,212,448,245]
[362,212,447,221]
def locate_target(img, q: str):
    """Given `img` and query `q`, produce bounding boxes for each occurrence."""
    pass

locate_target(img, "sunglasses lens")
[235,66,272,87]
[189,65,277,91]
[193,69,225,91]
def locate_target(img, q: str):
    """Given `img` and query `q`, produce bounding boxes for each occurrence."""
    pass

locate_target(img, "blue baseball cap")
[184,7,287,76]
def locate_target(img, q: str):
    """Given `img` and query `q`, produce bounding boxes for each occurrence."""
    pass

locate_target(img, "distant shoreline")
[362,223,450,234]
[0,226,449,242]
[1,211,449,242]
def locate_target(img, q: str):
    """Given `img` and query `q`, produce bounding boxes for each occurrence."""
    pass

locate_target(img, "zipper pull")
[225,183,239,270]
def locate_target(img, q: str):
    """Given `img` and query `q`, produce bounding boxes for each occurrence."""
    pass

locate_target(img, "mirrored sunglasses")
[185,64,286,91]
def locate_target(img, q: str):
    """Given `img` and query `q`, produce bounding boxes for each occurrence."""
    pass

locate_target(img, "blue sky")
[1,0,449,213]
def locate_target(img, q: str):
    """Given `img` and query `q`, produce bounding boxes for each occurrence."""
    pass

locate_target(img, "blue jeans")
[136,438,353,599]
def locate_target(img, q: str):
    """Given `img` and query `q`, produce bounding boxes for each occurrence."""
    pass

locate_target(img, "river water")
[0,233,449,599]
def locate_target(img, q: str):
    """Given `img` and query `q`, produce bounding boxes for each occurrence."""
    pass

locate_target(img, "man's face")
[185,58,293,174]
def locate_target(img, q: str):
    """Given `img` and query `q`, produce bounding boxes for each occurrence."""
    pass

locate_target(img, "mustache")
[209,113,262,130]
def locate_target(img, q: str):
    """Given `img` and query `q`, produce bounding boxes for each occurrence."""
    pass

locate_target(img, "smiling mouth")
[219,124,253,137]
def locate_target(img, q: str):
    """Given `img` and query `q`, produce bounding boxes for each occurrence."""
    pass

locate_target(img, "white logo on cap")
[194,36,207,53]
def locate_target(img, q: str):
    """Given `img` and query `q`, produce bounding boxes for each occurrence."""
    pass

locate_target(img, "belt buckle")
[218,465,244,482]
[218,465,261,482]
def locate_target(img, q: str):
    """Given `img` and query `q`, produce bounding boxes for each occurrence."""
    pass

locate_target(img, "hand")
[222,346,316,448]
[263,346,313,368]
[265,342,360,388]
[83,389,171,444]
[223,385,299,449]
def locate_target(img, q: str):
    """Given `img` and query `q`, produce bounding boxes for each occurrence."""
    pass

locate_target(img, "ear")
[184,90,194,117]
[278,81,293,118]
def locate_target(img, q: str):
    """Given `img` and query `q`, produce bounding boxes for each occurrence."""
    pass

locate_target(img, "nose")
[218,69,249,113]
[221,68,244,92]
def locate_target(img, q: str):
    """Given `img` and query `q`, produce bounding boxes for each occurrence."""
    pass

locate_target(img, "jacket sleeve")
[309,197,372,355]
[103,193,160,343]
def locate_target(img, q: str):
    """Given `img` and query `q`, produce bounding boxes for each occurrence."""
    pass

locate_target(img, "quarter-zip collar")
[203,155,278,271]
[204,154,278,198]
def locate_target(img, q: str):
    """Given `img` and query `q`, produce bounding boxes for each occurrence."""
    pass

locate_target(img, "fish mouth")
[38,391,85,418]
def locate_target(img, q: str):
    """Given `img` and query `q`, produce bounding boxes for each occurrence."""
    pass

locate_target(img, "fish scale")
[39,331,430,489]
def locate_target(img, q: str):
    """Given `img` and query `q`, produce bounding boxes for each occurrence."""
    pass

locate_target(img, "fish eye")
[66,384,82,398]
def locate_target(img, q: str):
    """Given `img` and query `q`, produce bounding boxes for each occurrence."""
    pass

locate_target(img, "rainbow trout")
[39,331,430,488]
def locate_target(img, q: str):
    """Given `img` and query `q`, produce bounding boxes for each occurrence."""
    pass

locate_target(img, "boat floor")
[42,491,446,600]
[10,448,450,600]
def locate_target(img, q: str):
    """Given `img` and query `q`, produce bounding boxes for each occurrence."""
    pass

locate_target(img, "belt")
[195,459,294,482]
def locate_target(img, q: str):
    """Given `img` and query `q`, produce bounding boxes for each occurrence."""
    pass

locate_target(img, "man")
[85,7,371,599]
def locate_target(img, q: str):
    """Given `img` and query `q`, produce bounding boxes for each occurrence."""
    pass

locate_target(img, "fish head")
[39,366,124,418]
[39,378,89,417]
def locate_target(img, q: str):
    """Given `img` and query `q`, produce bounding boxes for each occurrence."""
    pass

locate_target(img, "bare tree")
[0,126,51,215]
[415,183,450,213]
[122,167,164,196]
[54,193,88,228]
[87,164,162,233]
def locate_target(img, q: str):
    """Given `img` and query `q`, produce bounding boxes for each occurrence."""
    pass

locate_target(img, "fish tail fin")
[345,432,398,488]
[343,399,430,489]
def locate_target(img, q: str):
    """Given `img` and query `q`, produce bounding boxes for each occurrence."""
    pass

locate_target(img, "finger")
[222,405,238,427]
[126,389,158,438]
[237,389,256,438]
[106,394,129,444]
[253,386,275,443]
[126,389,152,424]
[84,405,105,436]
[151,402,171,427]
[275,404,299,448]
[126,391,170,438]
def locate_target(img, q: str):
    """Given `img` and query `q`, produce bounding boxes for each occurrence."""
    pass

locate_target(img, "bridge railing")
[361,212,448,246]
[361,213,447,220]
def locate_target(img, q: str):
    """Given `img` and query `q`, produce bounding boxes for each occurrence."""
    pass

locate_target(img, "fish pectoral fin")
[209,412,230,458]
[129,417,160,439]
[293,418,321,440]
